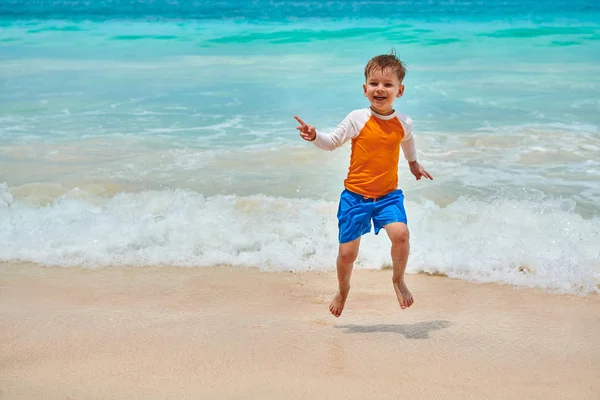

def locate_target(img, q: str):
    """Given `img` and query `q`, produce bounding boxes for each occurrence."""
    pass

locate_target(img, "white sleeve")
[313,112,359,151]
[400,117,417,162]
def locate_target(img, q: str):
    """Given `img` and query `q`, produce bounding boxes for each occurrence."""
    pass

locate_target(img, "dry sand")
[1,262,599,399]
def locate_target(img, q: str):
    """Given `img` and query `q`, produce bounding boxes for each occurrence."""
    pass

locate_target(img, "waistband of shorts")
[343,188,393,202]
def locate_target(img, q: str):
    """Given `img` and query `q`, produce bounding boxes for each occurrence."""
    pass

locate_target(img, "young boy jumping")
[294,51,433,317]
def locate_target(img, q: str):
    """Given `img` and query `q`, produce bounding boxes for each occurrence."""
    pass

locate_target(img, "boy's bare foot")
[329,286,350,317]
[393,279,414,309]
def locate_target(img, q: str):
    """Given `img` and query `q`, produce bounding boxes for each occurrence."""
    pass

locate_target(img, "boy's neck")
[369,106,395,116]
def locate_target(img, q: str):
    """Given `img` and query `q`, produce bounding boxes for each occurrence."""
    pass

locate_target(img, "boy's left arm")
[401,121,433,181]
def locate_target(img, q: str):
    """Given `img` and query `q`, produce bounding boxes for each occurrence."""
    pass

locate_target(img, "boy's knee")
[390,226,409,246]
[338,247,359,264]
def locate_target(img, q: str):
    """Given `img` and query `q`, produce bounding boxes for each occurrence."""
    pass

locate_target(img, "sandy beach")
[0,262,598,399]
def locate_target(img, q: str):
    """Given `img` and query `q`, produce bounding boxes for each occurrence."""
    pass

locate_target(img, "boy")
[294,51,433,317]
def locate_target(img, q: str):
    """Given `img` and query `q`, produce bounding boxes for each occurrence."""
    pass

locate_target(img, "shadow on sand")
[335,320,451,339]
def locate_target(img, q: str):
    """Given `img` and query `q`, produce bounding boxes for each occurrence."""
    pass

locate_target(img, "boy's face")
[363,67,404,115]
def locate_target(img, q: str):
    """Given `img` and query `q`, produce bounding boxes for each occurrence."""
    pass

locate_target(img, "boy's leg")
[330,237,361,317]
[333,189,372,317]
[372,190,413,310]
[384,222,413,309]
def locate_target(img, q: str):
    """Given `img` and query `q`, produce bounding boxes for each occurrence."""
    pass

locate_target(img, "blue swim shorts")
[337,189,407,244]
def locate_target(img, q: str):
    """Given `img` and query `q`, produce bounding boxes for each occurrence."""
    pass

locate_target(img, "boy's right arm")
[294,113,357,151]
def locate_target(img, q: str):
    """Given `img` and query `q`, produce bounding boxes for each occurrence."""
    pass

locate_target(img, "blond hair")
[364,49,407,83]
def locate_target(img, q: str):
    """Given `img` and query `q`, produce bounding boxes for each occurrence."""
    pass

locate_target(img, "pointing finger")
[294,116,307,126]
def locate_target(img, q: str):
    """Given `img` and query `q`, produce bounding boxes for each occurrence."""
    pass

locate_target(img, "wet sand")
[1,263,598,399]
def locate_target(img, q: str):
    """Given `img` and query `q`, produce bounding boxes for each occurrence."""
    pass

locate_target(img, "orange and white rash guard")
[313,108,417,199]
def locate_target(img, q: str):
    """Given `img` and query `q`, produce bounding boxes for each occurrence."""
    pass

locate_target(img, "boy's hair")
[364,49,407,83]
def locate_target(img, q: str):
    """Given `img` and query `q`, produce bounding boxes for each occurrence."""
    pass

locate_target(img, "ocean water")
[1,0,599,294]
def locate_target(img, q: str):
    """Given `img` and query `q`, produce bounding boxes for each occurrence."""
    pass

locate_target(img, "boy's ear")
[363,83,368,97]
[396,84,405,98]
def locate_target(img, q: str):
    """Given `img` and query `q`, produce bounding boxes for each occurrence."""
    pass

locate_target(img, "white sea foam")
[0,184,597,294]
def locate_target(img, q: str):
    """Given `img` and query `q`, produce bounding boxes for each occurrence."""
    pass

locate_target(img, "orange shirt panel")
[344,116,405,198]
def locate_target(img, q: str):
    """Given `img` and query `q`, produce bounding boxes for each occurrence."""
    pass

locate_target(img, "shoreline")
[1,262,599,399]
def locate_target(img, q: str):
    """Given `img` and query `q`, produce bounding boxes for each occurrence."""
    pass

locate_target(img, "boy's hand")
[294,116,316,142]
[409,161,433,180]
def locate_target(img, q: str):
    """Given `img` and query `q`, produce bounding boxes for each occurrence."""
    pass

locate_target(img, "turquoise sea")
[1,0,599,293]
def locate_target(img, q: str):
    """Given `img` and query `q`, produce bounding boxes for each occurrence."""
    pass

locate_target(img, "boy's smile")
[363,68,404,115]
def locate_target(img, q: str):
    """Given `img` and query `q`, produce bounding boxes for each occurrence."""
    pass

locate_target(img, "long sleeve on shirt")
[313,112,359,151]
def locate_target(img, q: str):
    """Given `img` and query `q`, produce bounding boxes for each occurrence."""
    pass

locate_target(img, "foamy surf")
[1,184,597,294]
